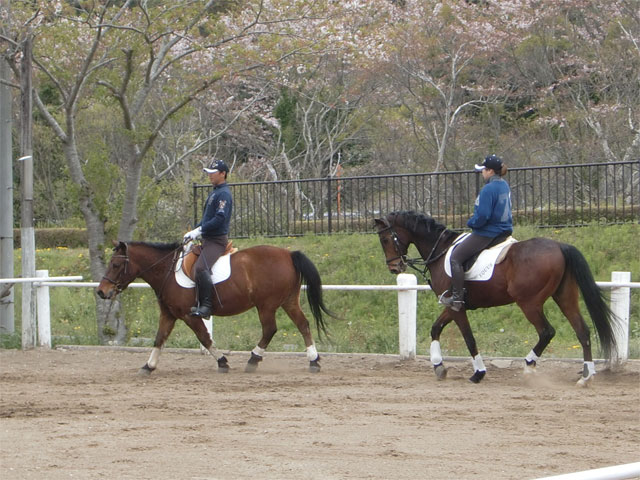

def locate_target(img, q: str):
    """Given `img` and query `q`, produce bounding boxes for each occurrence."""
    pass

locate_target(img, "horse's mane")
[387,210,449,236]
[127,241,181,251]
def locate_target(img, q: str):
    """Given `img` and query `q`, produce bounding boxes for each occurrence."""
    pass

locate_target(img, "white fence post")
[397,273,417,360]
[610,271,630,366]
[35,269,51,348]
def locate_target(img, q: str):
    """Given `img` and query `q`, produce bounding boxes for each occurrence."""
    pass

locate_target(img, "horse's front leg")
[184,315,230,373]
[429,310,455,380]
[139,308,176,376]
[452,312,486,384]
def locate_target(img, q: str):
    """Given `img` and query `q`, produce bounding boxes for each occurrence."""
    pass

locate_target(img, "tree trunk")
[62,137,128,345]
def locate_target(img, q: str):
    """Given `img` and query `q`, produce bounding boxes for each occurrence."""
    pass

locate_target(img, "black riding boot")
[191,270,213,317]
[439,260,465,312]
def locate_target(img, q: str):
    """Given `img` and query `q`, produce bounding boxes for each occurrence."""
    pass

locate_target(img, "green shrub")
[13,228,88,249]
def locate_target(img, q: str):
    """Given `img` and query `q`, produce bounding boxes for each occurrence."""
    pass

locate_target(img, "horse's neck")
[132,248,173,287]
[414,228,457,262]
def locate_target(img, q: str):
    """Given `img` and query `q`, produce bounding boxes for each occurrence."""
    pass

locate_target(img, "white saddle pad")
[174,250,232,289]
[444,233,517,281]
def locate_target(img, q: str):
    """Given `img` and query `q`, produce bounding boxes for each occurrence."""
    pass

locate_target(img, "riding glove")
[183,226,202,242]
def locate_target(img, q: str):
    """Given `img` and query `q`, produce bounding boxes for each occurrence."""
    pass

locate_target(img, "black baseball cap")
[475,154,503,172]
[203,159,229,174]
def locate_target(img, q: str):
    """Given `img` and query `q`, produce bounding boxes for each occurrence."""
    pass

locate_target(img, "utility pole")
[0,57,14,334]
[20,35,36,349]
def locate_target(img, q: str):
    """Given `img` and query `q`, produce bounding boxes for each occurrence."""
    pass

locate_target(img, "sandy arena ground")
[1,347,638,480]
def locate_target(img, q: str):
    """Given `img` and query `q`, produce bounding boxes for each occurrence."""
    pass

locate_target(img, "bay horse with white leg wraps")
[96,241,334,374]
[374,211,617,386]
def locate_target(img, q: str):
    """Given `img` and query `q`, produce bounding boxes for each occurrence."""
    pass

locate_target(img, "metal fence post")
[397,273,417,360]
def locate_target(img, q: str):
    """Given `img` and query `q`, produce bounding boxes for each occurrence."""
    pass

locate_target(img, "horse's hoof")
[138,364,154,376]
[309,360,321,373]
[576,375,593,388]
[217,356,230,373]
[523,361,537,375]
[245,352,262,373]
[433,363,447,380]
[469,370,486,384]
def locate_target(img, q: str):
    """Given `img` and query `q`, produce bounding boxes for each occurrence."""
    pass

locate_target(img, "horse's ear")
[373,218,387,230]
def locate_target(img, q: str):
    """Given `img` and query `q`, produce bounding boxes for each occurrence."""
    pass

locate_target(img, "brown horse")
[96,241,333,374]
[374,211,617,386]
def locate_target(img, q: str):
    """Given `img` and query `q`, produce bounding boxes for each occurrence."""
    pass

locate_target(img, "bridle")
[101,254,130,295]
[376,221,407,268]
[101,244,182,296]
[377,217,452,282]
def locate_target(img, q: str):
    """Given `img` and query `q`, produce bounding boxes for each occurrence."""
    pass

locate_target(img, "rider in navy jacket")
[198,182,233,238]
[440,154,513,312]
[183,159,233,318]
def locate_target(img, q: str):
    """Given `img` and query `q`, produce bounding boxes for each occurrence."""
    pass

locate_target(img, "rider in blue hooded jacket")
[440,154,513,311]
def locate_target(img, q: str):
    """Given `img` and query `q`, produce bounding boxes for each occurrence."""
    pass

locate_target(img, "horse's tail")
[559,243,617,360]
[290,250,335,340]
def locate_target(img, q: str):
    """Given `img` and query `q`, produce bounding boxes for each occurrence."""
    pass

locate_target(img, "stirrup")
[191,305,212,317]
[438,290,465,311]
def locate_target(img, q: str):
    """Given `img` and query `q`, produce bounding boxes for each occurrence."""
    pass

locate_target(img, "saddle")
[182,241,237,281]
[444,233,517,282]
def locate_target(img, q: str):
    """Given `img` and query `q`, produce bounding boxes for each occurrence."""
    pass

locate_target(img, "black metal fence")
[193,161,639,237]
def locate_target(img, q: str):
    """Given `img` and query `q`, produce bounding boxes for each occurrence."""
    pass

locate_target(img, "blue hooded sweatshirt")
[467,175,512,237]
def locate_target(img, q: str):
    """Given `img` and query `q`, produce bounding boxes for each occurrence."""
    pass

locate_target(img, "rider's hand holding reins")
[183,226,202,243]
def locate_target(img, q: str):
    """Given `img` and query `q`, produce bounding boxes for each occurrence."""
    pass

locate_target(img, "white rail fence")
[0,270,637,364]
[532,461,640,480]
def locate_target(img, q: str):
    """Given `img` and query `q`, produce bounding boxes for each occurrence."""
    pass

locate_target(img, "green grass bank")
[3,223,639,359]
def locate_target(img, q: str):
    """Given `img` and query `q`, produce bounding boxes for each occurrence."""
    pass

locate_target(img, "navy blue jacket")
[197,183,233,238]
[467,175,512,237]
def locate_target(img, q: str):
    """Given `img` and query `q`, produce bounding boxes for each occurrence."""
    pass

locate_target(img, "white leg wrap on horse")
[472,354,486,372]
[147,347,161,369]
[430,340,443,365]
[306,344,319,362]
[208,344,224,361]
[585,361,596,376]
[525,350,539,363]
[252,346,265,357]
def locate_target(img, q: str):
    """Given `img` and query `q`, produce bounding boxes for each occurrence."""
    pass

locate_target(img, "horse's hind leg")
[553,287,595,387]
[282,300,321,373]
[140,308,176,376]
[516,301,556,375]
[184,316,230,373]
[245,307,278,373]
[452,312,487,383]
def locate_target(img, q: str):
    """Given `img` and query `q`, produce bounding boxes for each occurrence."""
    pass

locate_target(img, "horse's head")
[96,241,134,299]
[374,215,409,274]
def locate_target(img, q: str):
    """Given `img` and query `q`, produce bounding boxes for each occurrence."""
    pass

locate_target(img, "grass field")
[3,223,639,359]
